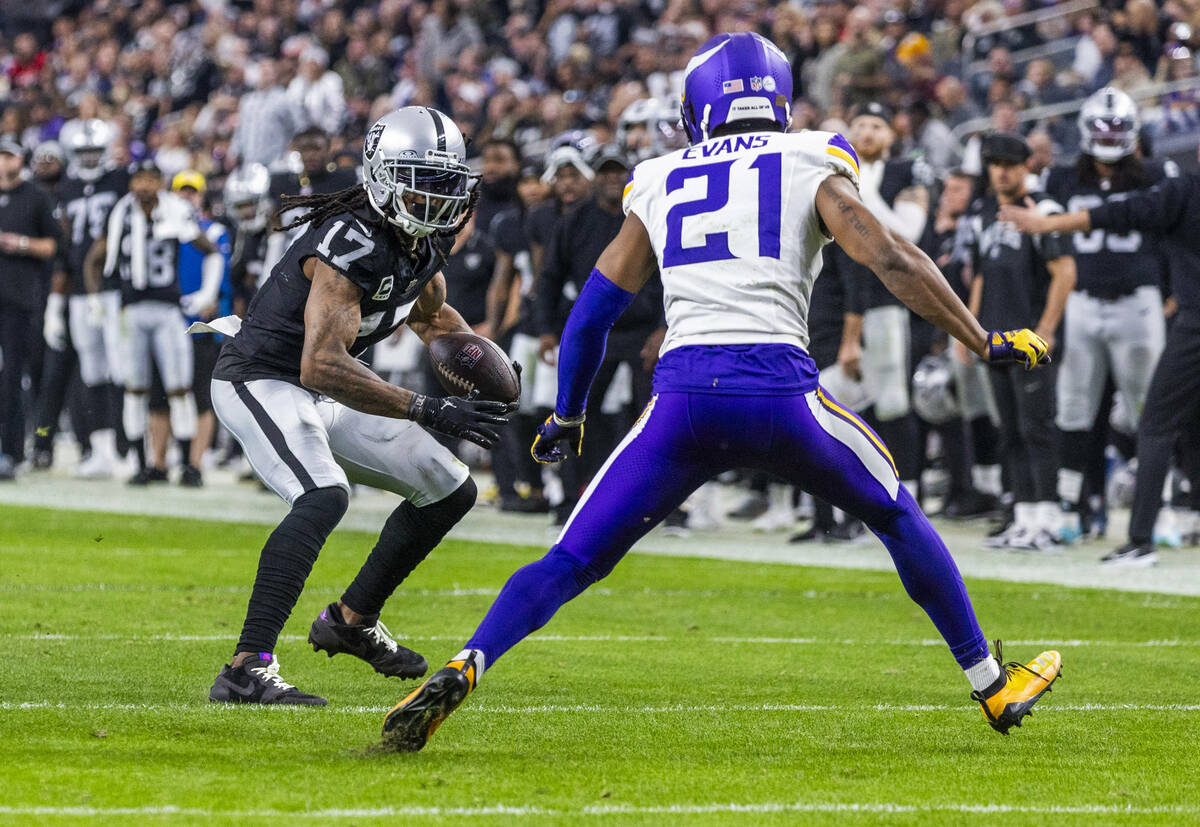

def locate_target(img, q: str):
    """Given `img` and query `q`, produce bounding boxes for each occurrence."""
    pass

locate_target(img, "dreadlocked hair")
[277,186,369,232]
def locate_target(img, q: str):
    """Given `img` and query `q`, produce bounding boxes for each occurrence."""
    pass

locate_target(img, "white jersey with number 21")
[623,130,861,356]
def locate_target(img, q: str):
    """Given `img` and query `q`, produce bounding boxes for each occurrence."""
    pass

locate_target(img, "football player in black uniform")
[205,107,516,705]
[957,132,1076,550]
[927,168,1003,518]
[836,102,934,501]
[1043,88,1176,542]
[53,120,130,477]
[223,164,274,315]
[83,161,222,485]
[1000,150,1200,567]
[32,140,93,471]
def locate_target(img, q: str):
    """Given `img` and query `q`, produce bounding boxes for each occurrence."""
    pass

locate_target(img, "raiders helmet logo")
[455,343,484,369]
[364,123,384,160]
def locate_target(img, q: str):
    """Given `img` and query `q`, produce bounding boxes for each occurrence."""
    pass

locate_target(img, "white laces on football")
[367,621,399,653]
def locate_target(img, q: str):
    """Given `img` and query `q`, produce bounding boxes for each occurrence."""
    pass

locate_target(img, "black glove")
[409,392,517,449]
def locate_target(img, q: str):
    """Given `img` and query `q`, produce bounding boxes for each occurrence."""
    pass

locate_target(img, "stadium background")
[3,0,1199,187]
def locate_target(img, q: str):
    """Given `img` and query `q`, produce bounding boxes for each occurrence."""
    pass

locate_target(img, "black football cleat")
[308,603,428,679]
[1100,541,1158,567]
[208,653,326,705]
[179,464,204,487]
[128,466,168,486]
[380,654,480,752]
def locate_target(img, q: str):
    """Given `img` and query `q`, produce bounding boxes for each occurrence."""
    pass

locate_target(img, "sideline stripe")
[815,387,898,478]
[232,381,316,492]
[0,802,1196,818]
[2,701,1196,714]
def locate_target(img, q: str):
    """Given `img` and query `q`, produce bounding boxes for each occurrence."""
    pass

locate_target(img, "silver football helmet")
[60,118,115,182]
[224,164,272,232]
[1078,87,1141,164]
[912,353,960,425]
[362,107,475,237]
[617,98,686,162]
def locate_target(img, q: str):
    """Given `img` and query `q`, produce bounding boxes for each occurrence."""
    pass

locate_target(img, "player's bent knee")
[420,476,477,528]
[291,486,350,535]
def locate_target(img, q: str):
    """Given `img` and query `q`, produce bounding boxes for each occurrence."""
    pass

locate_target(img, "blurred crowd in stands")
[2,0,1200,554]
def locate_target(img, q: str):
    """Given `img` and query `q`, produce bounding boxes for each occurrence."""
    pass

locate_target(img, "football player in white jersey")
[384,33,1062,751]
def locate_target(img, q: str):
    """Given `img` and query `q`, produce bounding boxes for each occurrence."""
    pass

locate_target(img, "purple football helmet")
[680,33,793,144]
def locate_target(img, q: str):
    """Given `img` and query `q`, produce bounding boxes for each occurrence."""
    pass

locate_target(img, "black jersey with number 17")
[214,206,448,386]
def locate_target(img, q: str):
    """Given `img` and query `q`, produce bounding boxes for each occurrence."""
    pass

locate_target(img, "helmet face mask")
[362,108,476,238]
[1078,88,1141,164]
[372,154,473,237]
[62,119,115,182]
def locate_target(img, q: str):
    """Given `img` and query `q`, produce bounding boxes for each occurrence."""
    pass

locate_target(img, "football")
[428,332,520,403]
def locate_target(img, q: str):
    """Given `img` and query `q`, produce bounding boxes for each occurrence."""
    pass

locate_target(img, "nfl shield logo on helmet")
[749,76,763,91]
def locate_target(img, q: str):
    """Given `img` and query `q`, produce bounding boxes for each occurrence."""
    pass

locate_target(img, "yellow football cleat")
[380,655,479,752]
[971,641,1062,735]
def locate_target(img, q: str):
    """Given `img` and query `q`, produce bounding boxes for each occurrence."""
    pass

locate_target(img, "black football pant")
[1129,310,1200,544]
[33,338,92,455]
[989,362,1059,503]
[0,301,33,462]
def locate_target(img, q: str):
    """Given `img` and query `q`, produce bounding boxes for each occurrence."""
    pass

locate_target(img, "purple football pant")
[467,389,989,670]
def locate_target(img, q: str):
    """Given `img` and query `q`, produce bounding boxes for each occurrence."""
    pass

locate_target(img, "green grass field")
[2,503,1200,825]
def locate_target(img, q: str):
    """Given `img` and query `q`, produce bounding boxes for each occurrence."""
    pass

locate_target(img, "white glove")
[86,293,106,327]
[180,290,218,318]
[43,293,67,350]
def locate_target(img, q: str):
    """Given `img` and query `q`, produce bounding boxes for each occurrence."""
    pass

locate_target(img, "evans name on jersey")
[623,130,860,357]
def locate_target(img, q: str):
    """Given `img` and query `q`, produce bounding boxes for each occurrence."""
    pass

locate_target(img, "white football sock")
[168,393,198,440]
[1057,468,1084,506]
[123,392,147,440]
[1036,501,1061,535]
[972,464,1002,497]
[452,648,486,681]
[965,655,1002,693]
[1013,502,1036,531]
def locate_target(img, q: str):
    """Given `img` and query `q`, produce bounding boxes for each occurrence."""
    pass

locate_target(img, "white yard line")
[2,701,1196,714]
[0,802,1195,818]
[6,632,1197,647]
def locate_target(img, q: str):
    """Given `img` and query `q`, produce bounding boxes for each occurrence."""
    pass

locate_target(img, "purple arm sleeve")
[555,268,637,418]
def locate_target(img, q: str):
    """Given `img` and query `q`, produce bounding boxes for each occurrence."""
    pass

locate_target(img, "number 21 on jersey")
[662,152,781,268]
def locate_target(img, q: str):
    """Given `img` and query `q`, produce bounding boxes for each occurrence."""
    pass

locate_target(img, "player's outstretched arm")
[531,213,657,463]
[816,174,990,358]
[997,201,1091,235]
[406,272,472,345]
